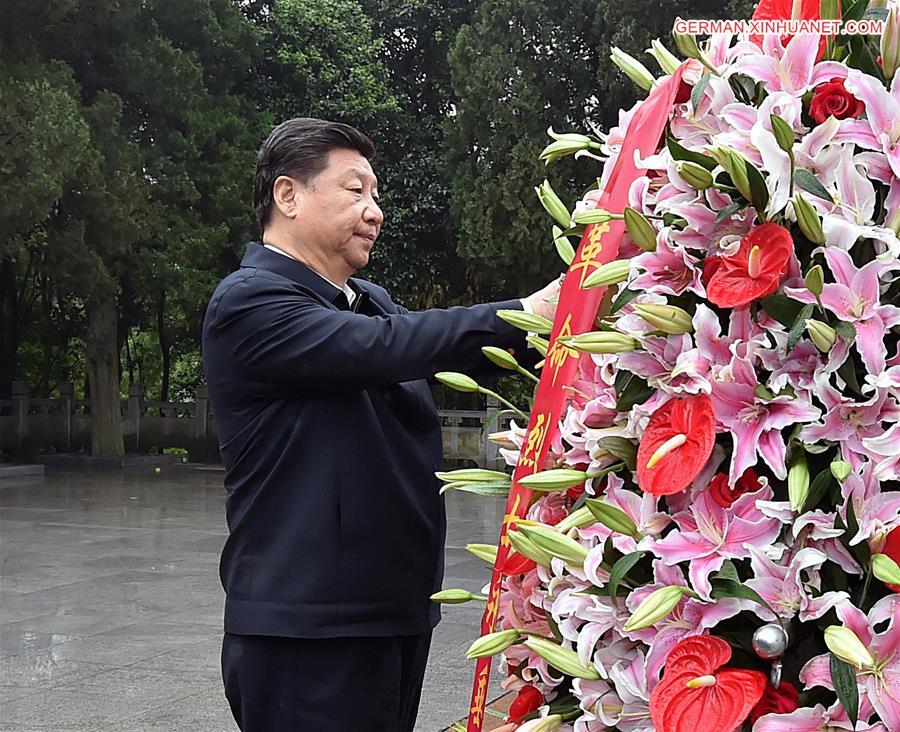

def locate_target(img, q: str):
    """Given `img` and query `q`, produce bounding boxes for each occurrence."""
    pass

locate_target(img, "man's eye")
[349,187,363,194]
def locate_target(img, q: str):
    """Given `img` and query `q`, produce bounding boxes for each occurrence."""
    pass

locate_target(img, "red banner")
[466,65,687,731]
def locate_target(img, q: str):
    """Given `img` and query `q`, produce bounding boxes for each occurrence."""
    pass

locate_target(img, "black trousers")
[222,631,433,731]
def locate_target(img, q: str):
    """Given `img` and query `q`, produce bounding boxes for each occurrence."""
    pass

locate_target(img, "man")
[202,117,559,731]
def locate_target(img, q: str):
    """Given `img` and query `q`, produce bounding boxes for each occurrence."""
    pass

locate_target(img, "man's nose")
[365,200,384,226]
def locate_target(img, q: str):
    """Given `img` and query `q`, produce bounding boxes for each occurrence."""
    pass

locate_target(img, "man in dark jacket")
[202,117,559,731]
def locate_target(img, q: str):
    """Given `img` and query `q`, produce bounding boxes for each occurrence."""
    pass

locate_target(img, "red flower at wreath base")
[749,680,800,724]
[507,685,544,723]
[880,526,900,592]
[650,636,768,732]
[706,223,794,309]
[749,0,838,59]
[636,394,717,496]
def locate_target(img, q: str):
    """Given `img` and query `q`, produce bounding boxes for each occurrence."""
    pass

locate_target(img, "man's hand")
[523,277,562,321]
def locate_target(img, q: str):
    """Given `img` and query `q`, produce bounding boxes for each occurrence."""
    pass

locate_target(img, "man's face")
[291,148,383,277]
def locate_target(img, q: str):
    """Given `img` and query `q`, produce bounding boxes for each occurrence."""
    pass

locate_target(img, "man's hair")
[253,118,375,230]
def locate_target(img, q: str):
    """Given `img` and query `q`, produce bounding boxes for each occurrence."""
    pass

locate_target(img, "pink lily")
[746,545,848,621]
[841,461,900,551]
[630,237,703,296]
[754,699,887,732]
[863,423,900,482]
[800,596,900,730]
[646,488,782,599]
[784,247,900,375]
[710,354,821,481]
[615,333,712,396]
[732,33,848,97]
[839,69,900,179]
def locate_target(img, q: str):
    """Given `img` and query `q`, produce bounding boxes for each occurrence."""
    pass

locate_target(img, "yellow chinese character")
[570,221,612,287]
[546,313,578,385]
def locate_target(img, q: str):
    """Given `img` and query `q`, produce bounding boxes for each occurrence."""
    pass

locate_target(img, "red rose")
[650,636,768,732]
[637,394,717,496]
[674,80,692,105]
[881,526,900,592]
[507,685,544,723]
[708,468,762,508]
[706,223,794,308]
[809,78,865,124]
[749,681,800,724]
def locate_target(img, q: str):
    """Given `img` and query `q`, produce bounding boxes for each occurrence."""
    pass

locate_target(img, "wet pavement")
[0,466,506,731]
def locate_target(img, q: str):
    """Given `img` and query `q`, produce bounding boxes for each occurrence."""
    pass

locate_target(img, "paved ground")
[0,465,506,731]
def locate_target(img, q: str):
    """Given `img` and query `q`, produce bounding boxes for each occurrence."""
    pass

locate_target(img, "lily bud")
[552,226,576,265]
[769,114,795,159]
[554,506,595,533]
[518,468,589,492]
[676,161,714,190]
[466,629,522,659]
[573,208,622,225]
[507,530,554,568]
[624,207,658,252]
[582,260,631,288]
[788,450,810,511]
[436,372,480,393]
[517,715,563,732]
[793,194,825,245]
[540,127,600,165]
[820,0,840,20]
[624,585,692,632]
[466,543,498,564]
[725,150,753,203]
[436,468,511,483]
[518,523,589,565]
[535,180,572,228]
[824,626,875,670]
[431,588,484,604]
[482,346,519,371]
[498,309,554,335]
[632,303,694,335]
[830,460,852,482]
[873,554,900,586]
[882,5,900,81]
[523,636,601,680]
[610,47,656,91]
[585,498,640,537]
[527,335,550,356]
[648,39,681,75]
[805,264,824,298]
[673,22,703,60]
[560,331,639,354]
[806,319,837,353]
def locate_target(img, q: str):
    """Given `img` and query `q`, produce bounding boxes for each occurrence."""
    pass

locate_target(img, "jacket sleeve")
[204,273,527,393]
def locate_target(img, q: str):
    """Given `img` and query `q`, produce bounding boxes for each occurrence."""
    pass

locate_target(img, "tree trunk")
[0,257,23,399]
[86,291,124,457]
[157,290,171,403]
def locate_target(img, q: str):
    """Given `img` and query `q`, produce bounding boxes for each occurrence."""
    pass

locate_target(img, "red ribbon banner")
[466,64,687,731]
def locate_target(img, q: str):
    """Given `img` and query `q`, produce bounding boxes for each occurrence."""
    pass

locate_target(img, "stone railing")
[0,382,511,469]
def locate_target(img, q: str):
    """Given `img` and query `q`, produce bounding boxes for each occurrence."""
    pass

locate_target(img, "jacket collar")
[241,242,369,310]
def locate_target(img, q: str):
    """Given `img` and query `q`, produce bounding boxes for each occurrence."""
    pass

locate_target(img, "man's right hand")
[523,277,562,322]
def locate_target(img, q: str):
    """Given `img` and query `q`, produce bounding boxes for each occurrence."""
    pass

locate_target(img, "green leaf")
[843,0,868,23]
[838,355,864,397]
[711,579,779,618]
[794,169,834,203]
[744,158,769,215]
[830,654,859,729]
[803,469,835,513]
[666,133,716,171]
[787,303,816,353]
[835,321,857,341]
[608,551,644,602]
[616,375,653,412]
[714,560,741,584]
[691,72,710,114]
[714,202,743,228]
[761,294,806,328]
[845,498,871,566]
[863,7,889,20]
[610,287,641,314]
[597,437,637,471]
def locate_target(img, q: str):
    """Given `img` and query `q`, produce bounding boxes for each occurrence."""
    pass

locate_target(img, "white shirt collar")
[263,243,356,306]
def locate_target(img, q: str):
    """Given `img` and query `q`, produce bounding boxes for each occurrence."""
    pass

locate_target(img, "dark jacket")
[202,243,527,638]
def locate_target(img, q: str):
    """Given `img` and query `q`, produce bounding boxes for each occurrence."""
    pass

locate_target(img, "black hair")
[253,118,375,230]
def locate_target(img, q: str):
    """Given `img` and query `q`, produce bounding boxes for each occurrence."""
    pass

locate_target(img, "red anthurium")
[507,685,544,723]
[749,680,800,724]
[499,549,537,576]
[650,636,768,732]
[706,223,794,308]
[749,0,838,59]
[636,394,717,496]
[881,526,900,592]
[707,468,762,508]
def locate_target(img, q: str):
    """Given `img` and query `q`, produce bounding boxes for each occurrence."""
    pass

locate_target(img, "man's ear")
[272,176,301,219]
